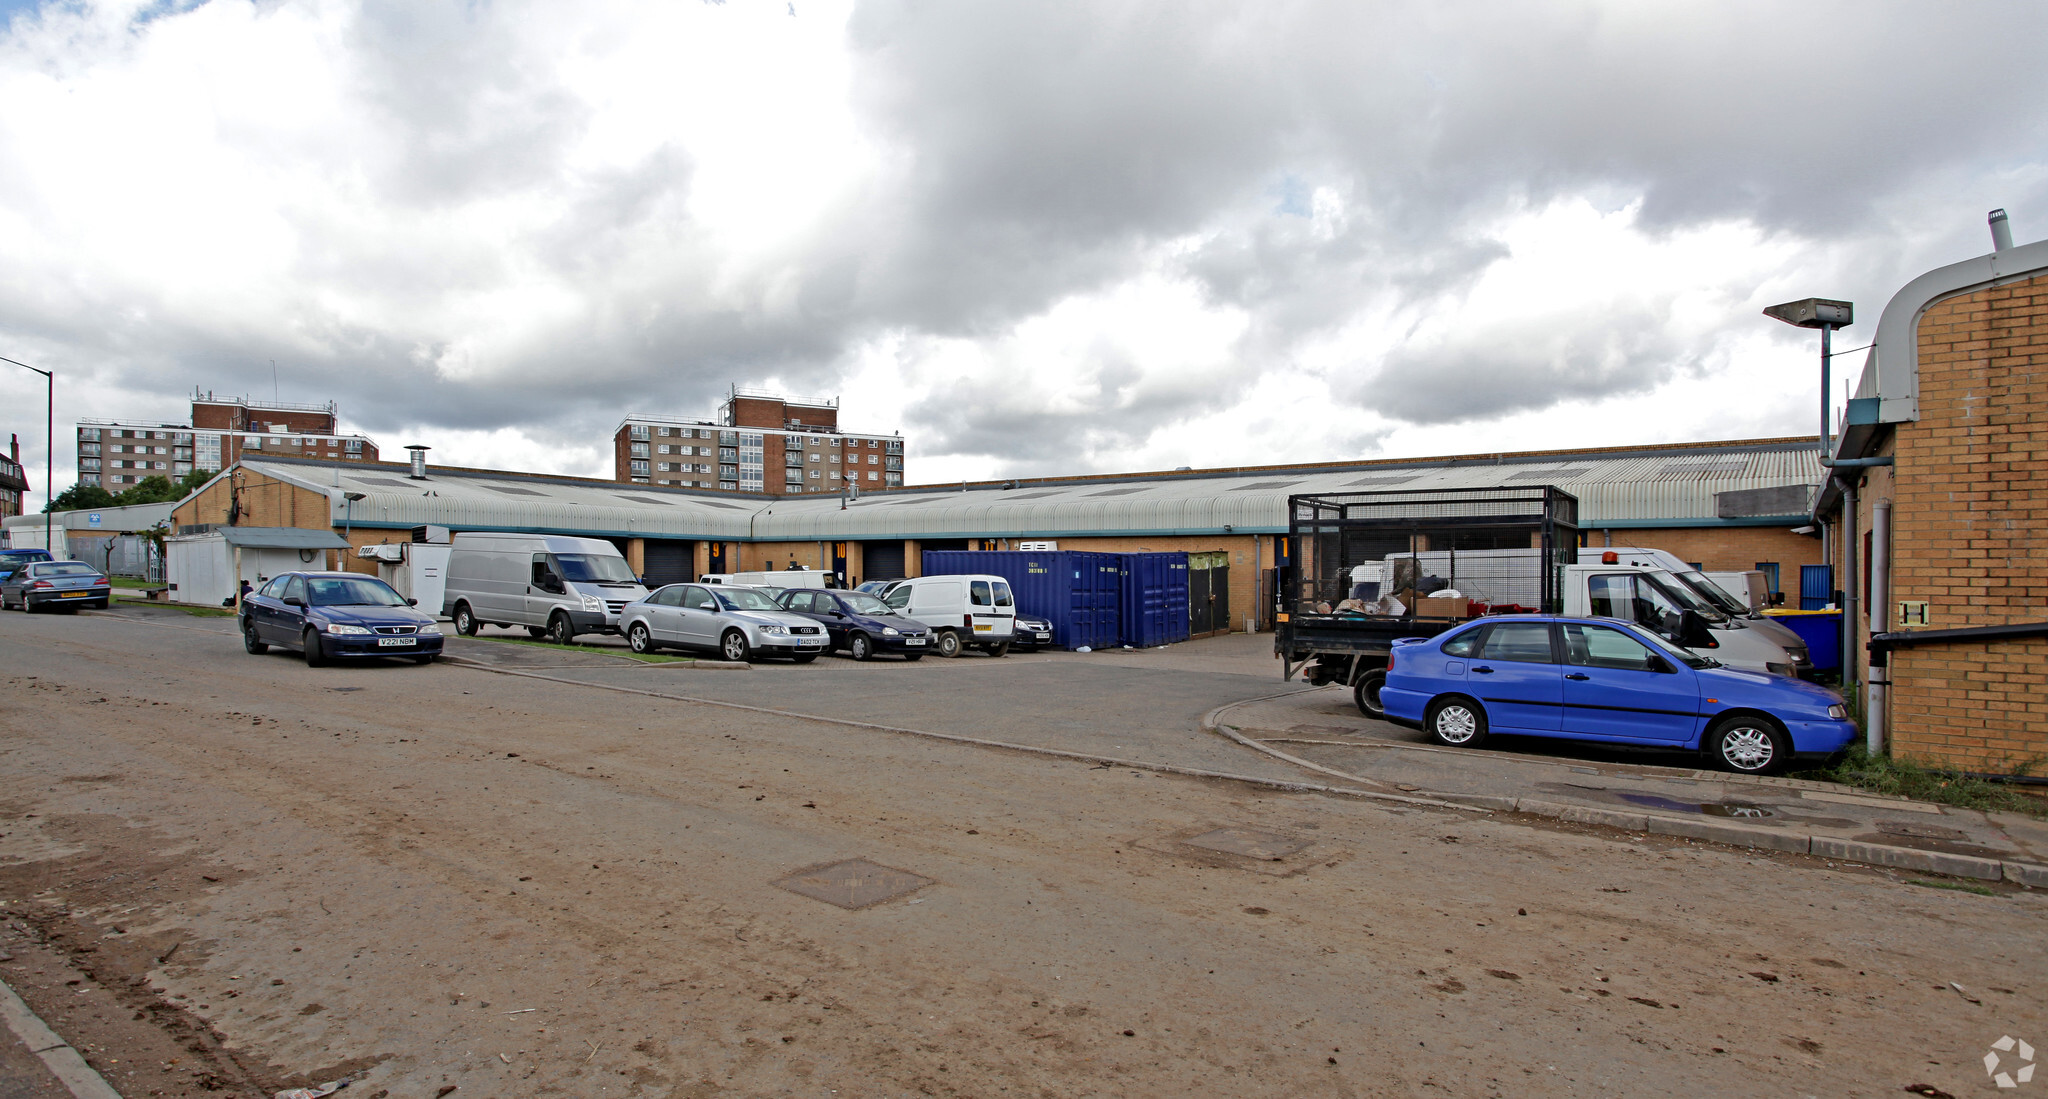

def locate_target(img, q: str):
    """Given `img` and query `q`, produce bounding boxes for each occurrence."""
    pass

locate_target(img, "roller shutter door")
[860,541,905,581]
[644,540,695,586]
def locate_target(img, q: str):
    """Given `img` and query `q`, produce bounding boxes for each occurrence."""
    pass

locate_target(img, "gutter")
[1867,621,2048,665]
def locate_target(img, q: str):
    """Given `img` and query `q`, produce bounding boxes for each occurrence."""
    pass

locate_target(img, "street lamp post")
[0,355,53,556]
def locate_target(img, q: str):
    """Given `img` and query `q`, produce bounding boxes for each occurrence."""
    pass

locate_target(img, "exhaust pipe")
[1990,208,2013,252]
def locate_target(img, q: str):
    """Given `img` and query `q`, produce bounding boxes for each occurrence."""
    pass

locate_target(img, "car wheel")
[546,612,575,646]
[720,629,751,663]
[792,652,819,664]
[934,630,962,658]
[1352,668,1387,719]
[1707,715,1790,775]
[987,640,1011,658]
[903,652,924,662]
[627,622,657,654]
[302,629,327,668]
[848,633,873,661]
[526,625,548,639]
[243,621,268,654]
[452,602,478,636]
[1425,696,1486,748]
[413,654,437,665]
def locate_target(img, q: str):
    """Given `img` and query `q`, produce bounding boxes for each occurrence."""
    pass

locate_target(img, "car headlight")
[326,623,372,636]
[418,623,442,636]
[883,626,899,636]
[580,594,604,611]
[1827,704,1847,719]
[757,624,787,635]
[1765,661,1796,676]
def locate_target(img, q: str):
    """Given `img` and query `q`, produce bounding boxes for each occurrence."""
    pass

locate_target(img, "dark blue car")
[776,588,932,660]
[0,548,54,582]
[239,571,445,667]
[1380,615,1856,775]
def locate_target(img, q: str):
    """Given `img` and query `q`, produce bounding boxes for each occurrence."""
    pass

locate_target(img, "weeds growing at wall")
[1800,746,2048,817]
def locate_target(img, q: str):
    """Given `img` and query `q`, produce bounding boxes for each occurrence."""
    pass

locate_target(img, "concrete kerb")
[443,662,1490,813]
[1202,697,2047,886]
[0,974,123,1099]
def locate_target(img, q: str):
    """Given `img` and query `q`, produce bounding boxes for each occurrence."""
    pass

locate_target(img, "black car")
[1010,612,1055,650]
[1,560,109,611]
[240,571,445,666]
[776,588,933,660]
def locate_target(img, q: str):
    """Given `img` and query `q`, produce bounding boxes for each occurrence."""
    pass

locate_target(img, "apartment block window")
[720,480,738,491]
[80,443,99,456]
[630,424,650,440]
[657,427,671,436]
[80,459,99,472]
[720,463,738,479]
[655,445,668,454]
[808,469,820,480]
[79,428,100,441]
[885,473,902,486]
[719,447,737,462]
[868,439,878,448]
[809,453,821,463]
[828,453,839,464]
[885,456,902,470]
[173,462,191,475]
[345,439,362,452]
[886,440,902,453]
[867,471,878,481]
[631,442,650,458]
[631,459,649,475]
[719,431,738,446]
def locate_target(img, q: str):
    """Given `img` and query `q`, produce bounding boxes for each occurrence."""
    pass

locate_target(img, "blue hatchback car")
[1380,615,1856,774]
[239,571,445,666]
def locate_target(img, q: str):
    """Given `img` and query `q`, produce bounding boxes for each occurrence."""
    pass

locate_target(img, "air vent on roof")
[483,485,549,497]
[1232,481,1299,491]
[1085,487,1148,497]
[352,477,414,489]
[999,491,1062,501]
[1506,468,1591,481]
[613,495,673,506]
[1344,475,1414,487]
[697,500,747,510]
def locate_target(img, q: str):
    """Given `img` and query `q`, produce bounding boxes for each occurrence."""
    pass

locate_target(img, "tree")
[44,482,116,513]
[111,475,182,505]
[175,468,212,496]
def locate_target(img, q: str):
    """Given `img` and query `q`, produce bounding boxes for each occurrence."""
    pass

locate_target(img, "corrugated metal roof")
[248,441,1822,543]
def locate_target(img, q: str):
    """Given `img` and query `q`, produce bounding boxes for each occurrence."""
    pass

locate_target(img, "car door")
[250,576,290,641]
[677,585,719,649]
[276,575,311,642]
[1467,621,1564,733]
[1559,622,1701,743]
[637,585,679,642]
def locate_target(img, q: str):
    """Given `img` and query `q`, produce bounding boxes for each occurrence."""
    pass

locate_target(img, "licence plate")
[376,637,416,647]
[800,639,825,647]
[60,591,88,598]
[905,637,927,646]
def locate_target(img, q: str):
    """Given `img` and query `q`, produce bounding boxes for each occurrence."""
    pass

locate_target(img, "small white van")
[700,570,833,590]
[882,574,1016,657]
[443,532,649,643]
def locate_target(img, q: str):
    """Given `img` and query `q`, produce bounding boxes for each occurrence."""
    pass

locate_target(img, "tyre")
[987,640,1011,658]
[792,652,819,664]
[546,612,575,646]
[452,602,478,636]
[526,626,548,639]
[903,652,924,662]
[413,654,437,665]
[934,630,962,658]
[627,622,657,654]
[1352,668,1387,719]
[848,633,874,661]
[1425,696,1486,748]
[720,629,751,663]
[1707,715,1791,775]
[302,629,326,668]
[243,621,268,654]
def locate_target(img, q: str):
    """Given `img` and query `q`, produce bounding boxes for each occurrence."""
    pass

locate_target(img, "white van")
[1706,570,1770,613]
[883,574,1016,658]
[700,570,834,590]
[443,532,649,643]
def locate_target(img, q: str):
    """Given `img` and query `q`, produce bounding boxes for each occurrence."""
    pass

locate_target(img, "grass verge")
[469,635,694,664]
[1795,746,2047,818]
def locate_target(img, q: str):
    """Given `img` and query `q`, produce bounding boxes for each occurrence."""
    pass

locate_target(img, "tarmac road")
[0,605,2042,1097]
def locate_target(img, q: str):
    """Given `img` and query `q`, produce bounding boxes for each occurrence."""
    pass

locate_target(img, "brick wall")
[1882,270,2048,771]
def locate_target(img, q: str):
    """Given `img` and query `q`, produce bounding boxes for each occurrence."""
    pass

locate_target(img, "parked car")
[1,560,110,612]
[1378,615,1856,775]
[618,584,829,663]
[881,574,1016,658]
[0,548,54,583]
[776,588,932,660]
[855,579,902,595]
[239,571,444,666]
[1010,612,1055,651]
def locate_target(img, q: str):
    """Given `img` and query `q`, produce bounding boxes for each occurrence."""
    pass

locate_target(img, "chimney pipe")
[405,444,431,480]
[1989,208,2013,252]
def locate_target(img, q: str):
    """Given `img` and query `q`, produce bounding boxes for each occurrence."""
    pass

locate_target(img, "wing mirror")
[283,596,303,607]
[407,598,418,607]
[1678,609,1717,649]
[1769,591,1787,606]
[1645,653,1674,674]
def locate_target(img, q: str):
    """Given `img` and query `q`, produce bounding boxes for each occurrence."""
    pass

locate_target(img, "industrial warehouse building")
[1817,223,2048,775]
[168,436,1826,638]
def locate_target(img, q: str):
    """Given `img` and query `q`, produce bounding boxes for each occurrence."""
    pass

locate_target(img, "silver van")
[443,532,648,644]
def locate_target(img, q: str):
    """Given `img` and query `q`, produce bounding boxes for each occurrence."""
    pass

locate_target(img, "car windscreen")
[304,577,409,607]
[1627,624,1721,669]
[716,588,783,612]
[553,553,638,584]
[37,562,100,577]
[1644,573,1727,623]
[840,592,893,615]
[1677,571,1748,615]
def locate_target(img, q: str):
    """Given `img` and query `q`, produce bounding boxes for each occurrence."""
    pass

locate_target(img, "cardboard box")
[1415,595,1470,617]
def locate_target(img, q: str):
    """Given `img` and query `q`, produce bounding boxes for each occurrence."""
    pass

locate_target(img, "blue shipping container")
[1118,552,1190,647]
[921,550,1122,651]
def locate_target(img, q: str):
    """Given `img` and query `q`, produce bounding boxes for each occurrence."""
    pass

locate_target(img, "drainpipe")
[1866,497,1890,754]
[1840,474,1858,700]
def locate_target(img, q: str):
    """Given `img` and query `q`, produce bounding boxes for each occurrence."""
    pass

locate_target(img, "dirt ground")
[0,608,2043,1097]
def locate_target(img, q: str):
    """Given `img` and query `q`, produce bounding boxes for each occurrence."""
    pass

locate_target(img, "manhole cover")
[1877,820,1968,841]
[1184,828,1309,861]
[773,858,933,909]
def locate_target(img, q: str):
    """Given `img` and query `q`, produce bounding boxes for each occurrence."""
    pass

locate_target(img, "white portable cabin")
[165,526,351,606]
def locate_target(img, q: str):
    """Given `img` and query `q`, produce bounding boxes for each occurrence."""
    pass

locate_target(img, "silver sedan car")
[618,584,830,663]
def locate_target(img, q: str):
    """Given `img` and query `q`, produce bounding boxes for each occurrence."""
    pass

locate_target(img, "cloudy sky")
[1,0,2044,501]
